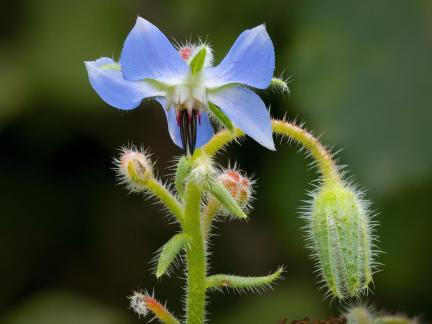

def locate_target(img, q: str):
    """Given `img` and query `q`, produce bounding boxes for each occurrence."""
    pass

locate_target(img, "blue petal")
[85,57,162,110]
[205,25,275,89]
[196,111,214,148]
[156,98,183,148]
[156,98,214,149]
[208,87,275,150]
[120,17,189,84]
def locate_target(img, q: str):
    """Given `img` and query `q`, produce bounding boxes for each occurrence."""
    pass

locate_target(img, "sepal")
[155,233,191,278]
[208,102,234,132]
[175,156,192,199]
[204,178,247,219]
[189,47,207,75]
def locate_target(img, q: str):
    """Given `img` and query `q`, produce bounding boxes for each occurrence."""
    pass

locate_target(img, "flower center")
[170,83,207,156]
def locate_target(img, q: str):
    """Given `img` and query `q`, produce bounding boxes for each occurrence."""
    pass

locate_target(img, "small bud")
[178,42,214,67]
[129,290,180,323]
[179,46,193,61]
[129,291,148,317]
[115,147,154,192]
[190,154,216,186]
[217,169,253,208]
[304,183,376,299]
[344,305,374,324]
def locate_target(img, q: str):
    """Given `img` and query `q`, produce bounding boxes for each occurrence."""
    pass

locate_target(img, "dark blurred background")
[1,0,431,323]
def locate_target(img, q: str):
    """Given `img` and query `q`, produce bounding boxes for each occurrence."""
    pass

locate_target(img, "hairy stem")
[183,182,207,324]
[272,120,340,184]
[202,197,220,239]
[200,120,340,184]
[145,179,185,224]
[128,165,185,223]
[201,128,244,157]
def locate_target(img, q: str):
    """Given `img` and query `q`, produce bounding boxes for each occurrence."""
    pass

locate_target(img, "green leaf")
[156,233,191,278]
[189,47,207,75]
[208,102,234,132]
[206,267,284,292]
[205,179,247,219]
[175,156,192,199]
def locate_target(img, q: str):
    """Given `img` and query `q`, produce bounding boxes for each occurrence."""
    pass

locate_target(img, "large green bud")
[304,182,376,299]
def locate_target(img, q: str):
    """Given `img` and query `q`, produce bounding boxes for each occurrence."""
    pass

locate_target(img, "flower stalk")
[183,181,207,324]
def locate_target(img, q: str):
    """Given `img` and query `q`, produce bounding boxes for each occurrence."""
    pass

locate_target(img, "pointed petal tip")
[265,141,276,151]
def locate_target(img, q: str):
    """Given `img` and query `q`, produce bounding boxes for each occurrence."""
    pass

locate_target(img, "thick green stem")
[183,182,207,324]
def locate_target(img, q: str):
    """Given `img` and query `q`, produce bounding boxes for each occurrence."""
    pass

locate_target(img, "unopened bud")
[344,306,374,324]
[217,169,253,208]
[304,183,376,299]
[190,154,216,186]
[129,290,179,323]
[115,148,154,192]
[178,42,214,67]
[129,291,148,317]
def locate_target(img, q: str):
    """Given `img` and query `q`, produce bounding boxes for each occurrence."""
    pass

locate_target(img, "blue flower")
[85,17,276,154]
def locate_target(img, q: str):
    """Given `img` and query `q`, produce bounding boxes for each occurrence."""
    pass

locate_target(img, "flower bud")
[178,42,214,67]
[344,305,374,324]
[129,290,179,323]
[129,291,148,317]
[190,154,216,186]
[304,183,375,299]
[115,148,154,192]
[217,169,253,208]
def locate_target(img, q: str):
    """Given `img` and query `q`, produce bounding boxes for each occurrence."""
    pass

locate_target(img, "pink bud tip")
[179,46,193,61]
[218,170,252,207]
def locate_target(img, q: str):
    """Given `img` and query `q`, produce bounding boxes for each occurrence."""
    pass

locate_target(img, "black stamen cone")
[179,110,198,156]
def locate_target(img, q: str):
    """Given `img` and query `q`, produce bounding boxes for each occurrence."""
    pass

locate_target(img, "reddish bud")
[217,169,252,207]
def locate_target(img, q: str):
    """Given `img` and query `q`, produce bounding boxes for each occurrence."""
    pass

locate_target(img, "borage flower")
[85,17,276,155]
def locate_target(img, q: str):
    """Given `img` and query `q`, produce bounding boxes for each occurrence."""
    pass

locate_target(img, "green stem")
[200,120,341,185]
[202,197,220,239]
[183,182,207,324]
[128,164,185,224]
[271,120,340,185]
[145,179,185,224]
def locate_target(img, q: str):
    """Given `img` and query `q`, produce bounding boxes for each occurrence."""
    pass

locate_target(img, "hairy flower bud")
[217,169,253,208]
[178,42,214,67]
[129,291,148,317]
[190,154,216,186]
[344,305,374,324]
[115,147,154,192]
[304,183,376,299]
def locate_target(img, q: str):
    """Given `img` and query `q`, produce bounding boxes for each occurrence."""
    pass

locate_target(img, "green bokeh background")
[1,0,431,323]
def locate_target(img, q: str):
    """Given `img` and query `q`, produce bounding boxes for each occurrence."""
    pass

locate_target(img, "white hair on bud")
[129,291,148,317]
[113,145,154,193]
